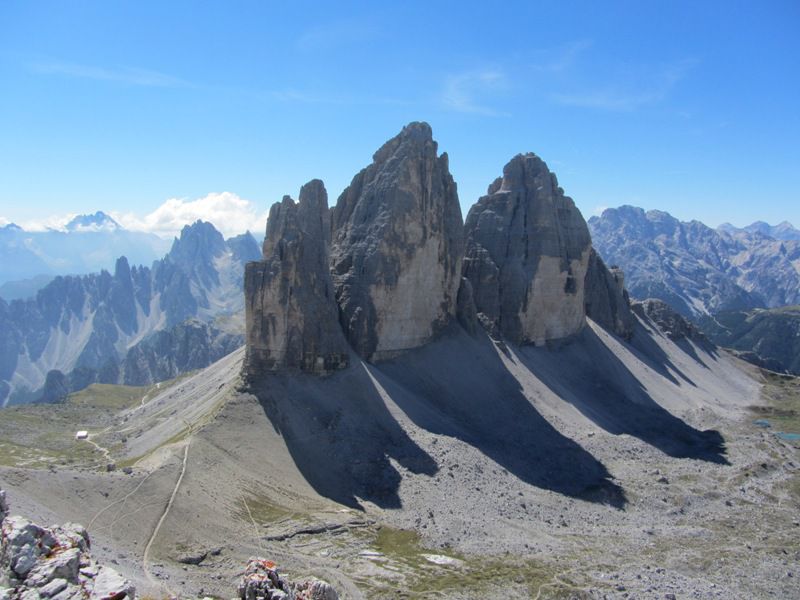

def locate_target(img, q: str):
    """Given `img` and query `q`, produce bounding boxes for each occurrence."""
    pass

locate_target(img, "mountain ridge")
[589,205,800,317]
[0,221,260,406]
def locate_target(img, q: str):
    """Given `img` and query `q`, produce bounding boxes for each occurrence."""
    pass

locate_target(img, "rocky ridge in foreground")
[0,489,135,600]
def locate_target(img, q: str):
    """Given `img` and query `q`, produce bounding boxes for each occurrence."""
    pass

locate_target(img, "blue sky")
[0,0,798,236]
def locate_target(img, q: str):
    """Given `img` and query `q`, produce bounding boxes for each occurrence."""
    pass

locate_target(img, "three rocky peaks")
[244,122,632,378]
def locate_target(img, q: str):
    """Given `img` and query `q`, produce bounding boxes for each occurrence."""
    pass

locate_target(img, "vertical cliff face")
[329,122,464,361]
[244,180,349,376]
[243,124,633,382]
[463,153,592,345]
[584,248,635,339]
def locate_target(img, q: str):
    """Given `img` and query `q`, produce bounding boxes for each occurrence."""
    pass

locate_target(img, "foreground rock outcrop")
[463,153,592,345]
[0,490,135,600]
[330,122,464,361]
[245,181,349,375]
[238,558,338,600]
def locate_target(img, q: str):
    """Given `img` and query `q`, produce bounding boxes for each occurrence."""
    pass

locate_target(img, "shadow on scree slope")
[516,324,729,465]
[254,326,627,510]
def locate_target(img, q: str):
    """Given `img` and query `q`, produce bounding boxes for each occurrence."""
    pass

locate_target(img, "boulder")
[463,153,592,345]
[244,180,349,378]
[89,567,135,600]
[293,579,339,600]
[584,248,635,339]
[0,489,134,600]
[330,122,464,361]
[238,558,338,600]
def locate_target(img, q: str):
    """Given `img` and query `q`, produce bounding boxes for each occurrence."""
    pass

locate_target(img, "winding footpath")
[142,438,191,596]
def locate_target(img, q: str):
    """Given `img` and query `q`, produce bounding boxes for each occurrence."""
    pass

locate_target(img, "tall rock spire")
[244,180,349,377]
[463,153,592,345]
[329,122,464,361]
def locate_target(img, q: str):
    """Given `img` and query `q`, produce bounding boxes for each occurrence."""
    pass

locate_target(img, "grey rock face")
[584,249,635,339]
[0,491,134,599]
[463,153,592,345]
[455,277,478,335]
[632,299,706,342]
[245,181,349,376]
[330,122,464,361]
[589,206,800,316]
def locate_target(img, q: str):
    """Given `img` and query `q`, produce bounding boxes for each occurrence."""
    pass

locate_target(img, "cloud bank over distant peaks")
[111,192,268,239]
[7,193,268,240]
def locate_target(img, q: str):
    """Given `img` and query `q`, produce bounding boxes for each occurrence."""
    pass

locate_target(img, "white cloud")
[32,61,191,87]
[296,19,380,52]
[441,69,510,116]
[111,192,268,239]
[530,40,593,73]
[0,216,10,227]
[552,59,697,112]
[593,205,609,216]
[17,213,78,232]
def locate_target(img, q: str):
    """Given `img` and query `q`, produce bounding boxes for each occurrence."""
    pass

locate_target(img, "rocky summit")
[463,153,593,345]
[244,124,634,381]
[330,122,464,361]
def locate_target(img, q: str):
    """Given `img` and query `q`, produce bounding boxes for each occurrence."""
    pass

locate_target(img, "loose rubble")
[0,489,135,600]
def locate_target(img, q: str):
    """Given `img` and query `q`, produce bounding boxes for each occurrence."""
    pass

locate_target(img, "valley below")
[2,317,798,599]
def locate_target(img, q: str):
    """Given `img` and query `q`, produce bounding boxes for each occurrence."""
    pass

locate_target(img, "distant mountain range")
[0,211,171,288]
[589,207,800,375]
[718,220,800,241]
[588,206,800,317]
[0,220,260,406]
